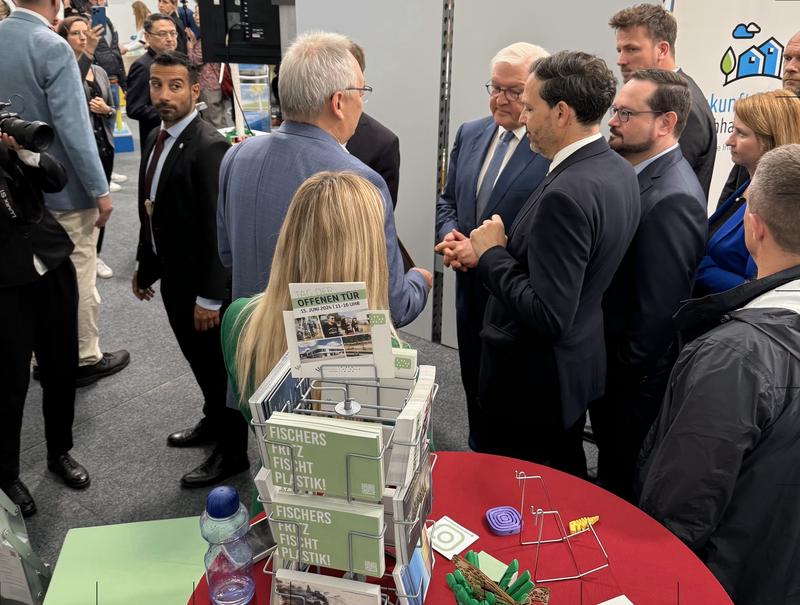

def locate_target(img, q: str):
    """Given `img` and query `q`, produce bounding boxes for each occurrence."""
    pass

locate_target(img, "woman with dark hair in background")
[58,16,117,278]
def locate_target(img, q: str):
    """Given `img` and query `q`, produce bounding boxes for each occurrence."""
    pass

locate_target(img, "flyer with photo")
[283,282,394,379]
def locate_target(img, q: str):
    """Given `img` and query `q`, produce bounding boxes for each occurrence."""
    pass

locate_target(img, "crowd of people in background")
[1,1,800,602]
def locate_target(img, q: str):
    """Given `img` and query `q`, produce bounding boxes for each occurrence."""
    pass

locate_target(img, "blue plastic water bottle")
[200,486,256,605]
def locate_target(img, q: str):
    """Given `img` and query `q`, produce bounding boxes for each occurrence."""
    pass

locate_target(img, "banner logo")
[720,22,783,85]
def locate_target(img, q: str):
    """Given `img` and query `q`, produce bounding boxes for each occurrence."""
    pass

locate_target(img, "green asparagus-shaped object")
[497,559,519,590]
[507,570,531,594]
[510,580,534,603]
[446,572,458,590]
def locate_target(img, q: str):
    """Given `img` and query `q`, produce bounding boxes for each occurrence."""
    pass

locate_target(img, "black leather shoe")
[47,453,91,489]
[180,452,250,488]
[75,350,130,387]
[0,479,36,517]
[167,420,216,448]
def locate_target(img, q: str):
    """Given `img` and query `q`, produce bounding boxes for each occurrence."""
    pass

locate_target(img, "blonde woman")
[221,171,391,418]
[695,89,800,294]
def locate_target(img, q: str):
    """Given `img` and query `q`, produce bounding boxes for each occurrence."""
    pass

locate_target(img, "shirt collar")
[162,109,198,139]
[498,124,527,142]
[548,132,602,174]
[14,7,51,26]
[633,143,680,174]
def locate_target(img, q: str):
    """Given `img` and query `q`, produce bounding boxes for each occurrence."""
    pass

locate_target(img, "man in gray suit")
[217,31,431,326]
[0,0,129,387]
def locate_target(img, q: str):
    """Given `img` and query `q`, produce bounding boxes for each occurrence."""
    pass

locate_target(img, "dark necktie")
[143,129,169,248]
[476,129,515,219]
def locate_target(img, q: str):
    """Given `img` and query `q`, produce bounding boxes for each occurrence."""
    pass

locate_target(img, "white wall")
[294,0,443,340]
[106,0,154,41]
[439,0,649,347]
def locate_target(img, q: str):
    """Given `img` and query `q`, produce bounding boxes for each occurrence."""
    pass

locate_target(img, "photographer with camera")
[0,132,91,517]
[0,0,130,387]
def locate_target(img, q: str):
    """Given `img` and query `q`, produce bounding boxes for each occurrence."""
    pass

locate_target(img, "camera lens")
[0,117,55,152]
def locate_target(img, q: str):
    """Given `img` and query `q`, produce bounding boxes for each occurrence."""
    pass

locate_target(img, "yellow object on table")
[568,515,600,534]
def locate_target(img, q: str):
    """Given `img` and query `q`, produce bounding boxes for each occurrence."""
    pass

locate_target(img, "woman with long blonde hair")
[695,89,800,294]
[221,171,390,416]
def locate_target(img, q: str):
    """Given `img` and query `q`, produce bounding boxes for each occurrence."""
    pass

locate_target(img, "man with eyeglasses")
[610,4,716,200]
[127,14,177,144]
[591,69,707,501]
[217,31,431,327]
[434,42,549,452]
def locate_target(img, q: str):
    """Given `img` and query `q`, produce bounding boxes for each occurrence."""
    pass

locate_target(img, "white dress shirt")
[547,132,603,174]
[476,125,527,193]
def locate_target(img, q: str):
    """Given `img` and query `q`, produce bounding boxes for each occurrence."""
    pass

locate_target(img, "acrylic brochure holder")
[248,355,437,605]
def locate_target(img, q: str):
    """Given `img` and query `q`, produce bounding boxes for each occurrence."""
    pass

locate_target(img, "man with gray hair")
[217,31,431,326]
[638,144,800,605]
[434,42,550,451]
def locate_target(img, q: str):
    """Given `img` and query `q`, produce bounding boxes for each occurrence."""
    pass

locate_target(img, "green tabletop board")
[43,516,207,605]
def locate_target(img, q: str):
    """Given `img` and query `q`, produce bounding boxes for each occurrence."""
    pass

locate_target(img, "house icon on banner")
[721,25,784,85]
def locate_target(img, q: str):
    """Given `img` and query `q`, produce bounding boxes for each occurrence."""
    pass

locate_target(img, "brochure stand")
[249,358,436,605]
[514,472,610,585]
[0,488,51,605]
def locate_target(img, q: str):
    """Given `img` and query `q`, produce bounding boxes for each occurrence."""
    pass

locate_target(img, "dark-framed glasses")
[485,82,523,102]
[609,106,664,123]
[345,85,373,102]
[149,30,179,39]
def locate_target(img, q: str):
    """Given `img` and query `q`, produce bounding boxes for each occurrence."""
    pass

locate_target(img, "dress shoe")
[47,453,91,489]
[75,350,130,387]
[0,479,36,517]
[180,451,250,488]
[167,420,215,448]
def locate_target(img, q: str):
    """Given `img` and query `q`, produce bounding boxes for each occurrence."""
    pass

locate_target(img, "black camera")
[0,101,54,153]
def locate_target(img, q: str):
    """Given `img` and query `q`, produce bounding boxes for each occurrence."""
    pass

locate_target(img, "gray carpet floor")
[17,118,596,568]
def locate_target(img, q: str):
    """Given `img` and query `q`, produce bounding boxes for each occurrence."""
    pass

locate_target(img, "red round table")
[189,451,733,604]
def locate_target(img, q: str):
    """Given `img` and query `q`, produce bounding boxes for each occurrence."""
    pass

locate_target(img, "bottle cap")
[205,486,239,519]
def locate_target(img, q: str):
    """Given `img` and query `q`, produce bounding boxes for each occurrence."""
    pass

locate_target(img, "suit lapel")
[506,138,608,239]
[481,139,532,219]
[153,117,198,210]
[462,121,498,227]
[637,147,682,196]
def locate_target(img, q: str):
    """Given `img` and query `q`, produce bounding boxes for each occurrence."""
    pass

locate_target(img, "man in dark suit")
[610,4,716,200]
[0,134,90,517]
[131,51,248,487]
[127,15,177,146]
[470,51,640,477]
[434,43,550,451]
[345,43,401,208]
[592,69,707,500]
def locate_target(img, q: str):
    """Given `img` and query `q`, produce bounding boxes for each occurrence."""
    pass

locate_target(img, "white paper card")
[427,516,479,560]
[598,596,635,605]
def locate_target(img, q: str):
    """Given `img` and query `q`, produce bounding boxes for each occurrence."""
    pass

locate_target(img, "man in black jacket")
[0,133,91,517]
[470,52,640,477]
[638,144,800,605]
[127,15,176,145]
[132,52,248,487]
[609,4,716,200]
[591,69,707,500]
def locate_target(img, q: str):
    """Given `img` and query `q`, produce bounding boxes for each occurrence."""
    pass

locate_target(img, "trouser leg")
[0,281,36,484]
[52,209,102,366]
[161,279,248,458]
[34,261,79,459]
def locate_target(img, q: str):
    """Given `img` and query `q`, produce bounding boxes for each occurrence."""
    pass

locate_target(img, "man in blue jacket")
[217,31,431,326]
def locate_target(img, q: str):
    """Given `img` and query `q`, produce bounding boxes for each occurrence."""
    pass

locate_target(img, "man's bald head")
[783,31,800,94]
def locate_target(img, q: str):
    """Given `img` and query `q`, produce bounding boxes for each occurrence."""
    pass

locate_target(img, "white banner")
[672,0,800,209]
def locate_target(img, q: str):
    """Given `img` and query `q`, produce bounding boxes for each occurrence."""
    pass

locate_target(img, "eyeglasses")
[148,30,179,39]
[485,82,523,102]
[345,85,373,102]
[609,106,664,123]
